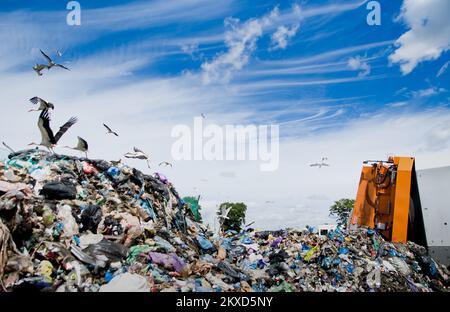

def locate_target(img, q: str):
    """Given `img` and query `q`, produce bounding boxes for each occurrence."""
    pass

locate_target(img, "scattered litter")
[0,150,449,292]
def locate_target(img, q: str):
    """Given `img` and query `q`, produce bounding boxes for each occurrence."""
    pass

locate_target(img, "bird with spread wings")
[103,123,119,137]
[40,49,70,71]
[29,109,77,153]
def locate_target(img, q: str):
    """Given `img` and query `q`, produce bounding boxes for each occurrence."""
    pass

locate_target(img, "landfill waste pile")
[0,149,449,292]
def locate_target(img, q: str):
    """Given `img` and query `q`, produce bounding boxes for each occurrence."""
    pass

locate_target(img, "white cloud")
[270,23,300,50]
[198,110,450,230]
[437,60,450,77]
[420,121,450,152]
[411,86,446,98]
[181,43,199,58]
[201,8,280,84]
[2,51,450,230]
[389,0,450,75]
[263,40,392,66]
[1,1,450,232]
[347,55,371,77]
[219,171,236,178]
[386,101,408,108]
[84,0,235,31]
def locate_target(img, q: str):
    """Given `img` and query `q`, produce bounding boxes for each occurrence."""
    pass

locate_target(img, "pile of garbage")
[0,150,449,292]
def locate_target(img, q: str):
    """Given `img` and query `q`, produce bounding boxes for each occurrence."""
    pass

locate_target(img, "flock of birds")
[2,49,174,170]
[4,49,330,172]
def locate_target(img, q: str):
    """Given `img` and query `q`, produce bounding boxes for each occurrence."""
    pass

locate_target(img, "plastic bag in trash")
[99,273,150,292]
[148,252,186,273]
[80,205,102,233]
[40,181,77,200]
[71,239,129,268]
[197,235,214,250]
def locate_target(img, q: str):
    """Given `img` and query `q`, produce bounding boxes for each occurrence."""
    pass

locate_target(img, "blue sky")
[1,0,448,126]
[1,0,449,229]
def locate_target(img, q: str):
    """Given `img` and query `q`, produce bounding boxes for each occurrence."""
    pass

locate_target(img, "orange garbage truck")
[350,156,450,266]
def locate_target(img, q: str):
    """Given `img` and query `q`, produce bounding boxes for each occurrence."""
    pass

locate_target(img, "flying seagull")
[29,109,77,153]
[124,147,151,168]
[64,136,89,158]
[2,142,15,154]
[103,124,119,137]
[217,206,232,224]
[201,113,206,119]
[29,97,55,112]
[310,163,330,168]
[33,64,48,76]
[158,161,173,167]
[40,50,70,71]
[310,157,330,168]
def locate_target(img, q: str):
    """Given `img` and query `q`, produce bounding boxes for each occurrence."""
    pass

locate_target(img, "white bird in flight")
[29,97,55,112]
[217,206,232,222]
[310,157,330,168]
[124,147,151,169]
[64,136,89,158]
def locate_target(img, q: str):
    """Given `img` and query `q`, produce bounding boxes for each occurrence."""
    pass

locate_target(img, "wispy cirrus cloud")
[82,0,236,31]
[1,0,449,231]
[270,23,300,50]
[261,40,393,66]
[200,1,370,84]
[411,86,446,98]
[233,75,386,92]
[201,7,281,84]
[436,60,450,77]
[420,120,450,152]
[347,55,371,77]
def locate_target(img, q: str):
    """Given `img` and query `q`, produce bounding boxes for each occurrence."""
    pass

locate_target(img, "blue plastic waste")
[72,235,80,246]
[107,167,120,177]
[321,257,332,269]
[388,249,398,257]
[140,199,157,221]
[252,282,267,292]
[429,260,437,276]
[154,236,176,253]
[306,226,317,234]
[105,270,114,282]
[197,235,214,250]
[257,259,266,269]
[338,247,349,254]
